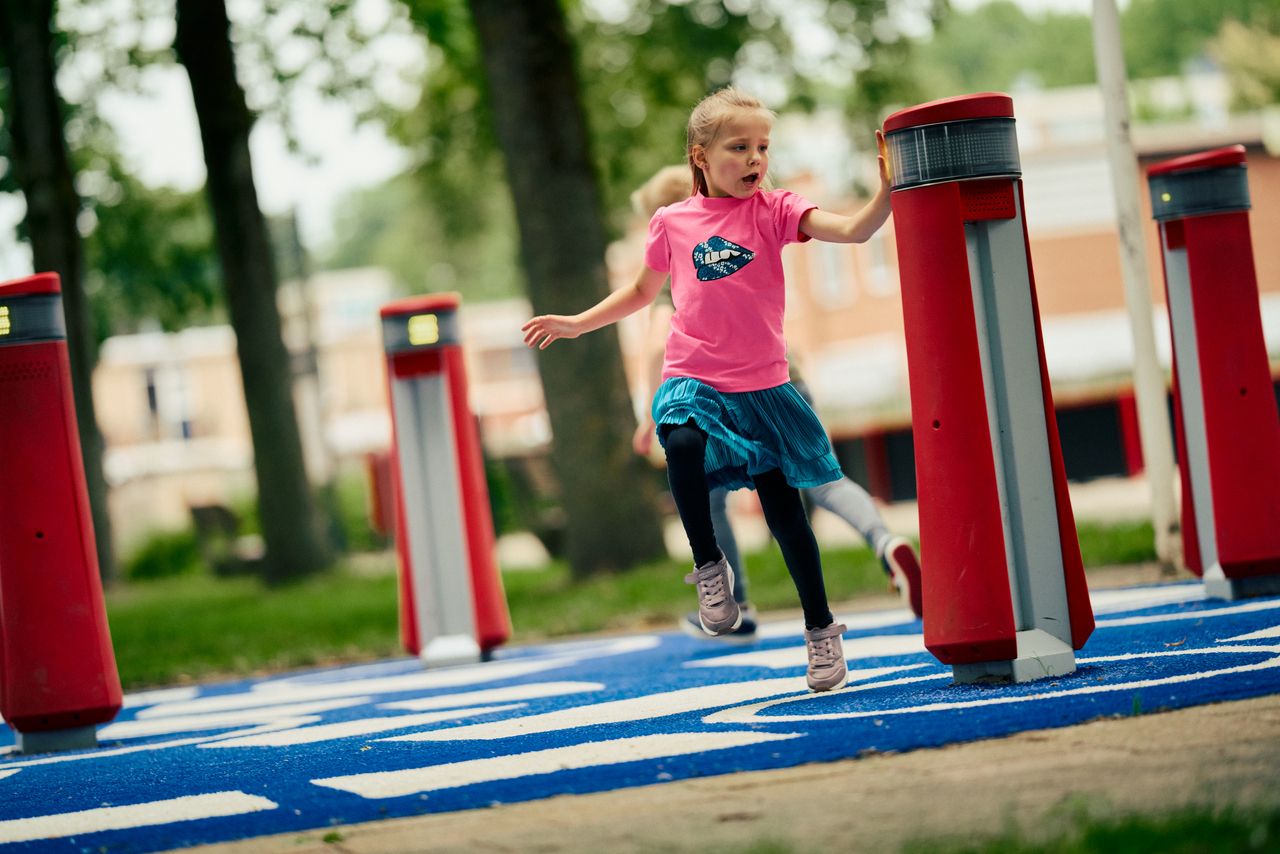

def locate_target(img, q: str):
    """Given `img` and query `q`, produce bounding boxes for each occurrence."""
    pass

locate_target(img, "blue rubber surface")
[2,582,1278,850]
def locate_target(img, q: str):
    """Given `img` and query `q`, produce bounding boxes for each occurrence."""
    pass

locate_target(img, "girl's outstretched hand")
[875,128,891,191]
[522,314,580,349]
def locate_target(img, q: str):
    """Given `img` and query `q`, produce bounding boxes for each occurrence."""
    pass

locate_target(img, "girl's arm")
[522,263,667,350]
[632,298,674,456]
[799,129,893,245]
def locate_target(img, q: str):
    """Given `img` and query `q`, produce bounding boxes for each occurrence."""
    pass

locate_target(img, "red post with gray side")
[883,93,1094,684]
[1149,145,1280,600]
[0,272,122,753]
[381,292,510,665]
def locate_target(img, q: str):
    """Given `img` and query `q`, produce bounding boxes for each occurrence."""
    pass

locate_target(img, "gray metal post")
[1091,0,1180,573]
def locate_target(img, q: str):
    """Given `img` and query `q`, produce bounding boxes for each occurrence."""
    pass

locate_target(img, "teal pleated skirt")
[652,376,843,492]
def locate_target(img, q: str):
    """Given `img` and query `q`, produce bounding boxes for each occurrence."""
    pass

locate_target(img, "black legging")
[661,421,833,630]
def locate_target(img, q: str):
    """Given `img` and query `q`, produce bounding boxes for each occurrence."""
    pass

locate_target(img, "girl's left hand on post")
[522,315,577,349]
[875,128,891,190]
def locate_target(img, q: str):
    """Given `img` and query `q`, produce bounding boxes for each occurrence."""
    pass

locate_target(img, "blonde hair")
[686,87,776,198]
[631,166,693,218]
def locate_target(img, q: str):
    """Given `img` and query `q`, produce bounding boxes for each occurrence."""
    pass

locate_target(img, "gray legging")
[710,477,891,606]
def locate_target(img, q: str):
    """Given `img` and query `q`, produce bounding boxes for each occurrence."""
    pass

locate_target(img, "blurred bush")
[332,465,390,554]
[125,528,203,581]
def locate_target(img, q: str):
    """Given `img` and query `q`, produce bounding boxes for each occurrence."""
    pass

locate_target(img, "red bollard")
[0,272,121,752]
[364,450,396,538]
[883,94,1094,683]
[1149,145,1280,600]
[380,293,510,665]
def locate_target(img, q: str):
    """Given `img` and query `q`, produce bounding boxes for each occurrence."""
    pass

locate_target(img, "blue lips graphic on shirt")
[693,236,755,281]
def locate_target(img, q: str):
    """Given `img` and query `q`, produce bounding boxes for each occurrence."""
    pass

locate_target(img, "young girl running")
[522,87,893,692]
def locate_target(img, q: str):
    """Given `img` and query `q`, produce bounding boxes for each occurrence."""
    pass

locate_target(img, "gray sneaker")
[683,554,742,636]
[681,604,757,643]
[805,623,848,692]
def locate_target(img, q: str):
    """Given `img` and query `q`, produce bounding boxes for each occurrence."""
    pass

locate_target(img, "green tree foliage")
[48,0,420,334]
[573,0,940,215]
[330,0,940,299]
[915,1,1095,96]
[916,0,1280,102]
[1211,19,1280,110]
[1123,0,1280,80]
[324,168,525,302]
[80,156,222,346]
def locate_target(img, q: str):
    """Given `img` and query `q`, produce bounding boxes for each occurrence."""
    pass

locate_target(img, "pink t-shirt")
[643,189,816,393]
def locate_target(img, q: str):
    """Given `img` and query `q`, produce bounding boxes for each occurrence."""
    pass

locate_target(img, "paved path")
[2,579,1278,853]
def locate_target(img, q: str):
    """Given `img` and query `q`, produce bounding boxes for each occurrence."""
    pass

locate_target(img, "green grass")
[1075,520,1158,567]
[105,567,403,689]
[899,804,1280,854]
[501,543,889,640]
[695,805,1280,854]
[105,520,1159,689]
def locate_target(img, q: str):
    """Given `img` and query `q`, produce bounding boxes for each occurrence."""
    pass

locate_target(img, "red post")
[1116,392,1144,477]
[381,293,510,664]
[1150,145,1280,599]
[0,273,121,753]
[884,94,1093,683]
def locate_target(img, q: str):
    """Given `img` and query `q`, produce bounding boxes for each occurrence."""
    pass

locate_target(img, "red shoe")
[882,536,923,619]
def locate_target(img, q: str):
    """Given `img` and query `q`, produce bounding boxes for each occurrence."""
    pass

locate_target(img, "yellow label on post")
[407,313,439,346]
[0,306,9,336]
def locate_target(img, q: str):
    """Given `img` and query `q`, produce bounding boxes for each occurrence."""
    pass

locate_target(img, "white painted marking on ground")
[0,792,277,844]
[755,610,915,640]
[379,681,603,712]
[0,721,321,769]
[122,686,200,709]
[1218,624,1280,642]
[686,638,927,669]
[314,731,804,799]
[707,645,1280,724]
[1076,644,1280,664]
[100,698,369,739]
[1096,597,1280,628]
[0,770,19,781]
[137,658,592,720]
[1088,584,1203,614]
[259,636,655,692]
[541,635,662,658]
[385,678,807,742]
[702,673,949,725]
[202,704,525,748]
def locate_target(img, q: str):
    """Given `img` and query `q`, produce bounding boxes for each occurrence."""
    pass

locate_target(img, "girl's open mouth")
[743,173,759,187]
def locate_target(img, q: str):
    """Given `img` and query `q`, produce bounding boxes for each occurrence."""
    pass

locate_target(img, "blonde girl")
[523,87,893,691]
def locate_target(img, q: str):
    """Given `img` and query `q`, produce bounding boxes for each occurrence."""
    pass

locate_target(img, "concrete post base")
[420,634,482,668]
[15,725,97,754]
[951,629,1076,685]
[1204,574,1280,601]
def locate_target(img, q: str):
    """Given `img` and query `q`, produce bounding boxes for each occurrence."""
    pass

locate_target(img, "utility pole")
[1091,0,1181,573]
[288,208,331,487]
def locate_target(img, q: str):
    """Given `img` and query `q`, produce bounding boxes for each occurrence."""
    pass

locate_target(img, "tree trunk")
[174,0,327,583]
[0,0,117,581]
[467,0,666,575]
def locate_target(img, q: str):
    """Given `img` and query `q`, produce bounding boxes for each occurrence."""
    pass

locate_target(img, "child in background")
[629,167,924,643]
[523,87,894,691]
